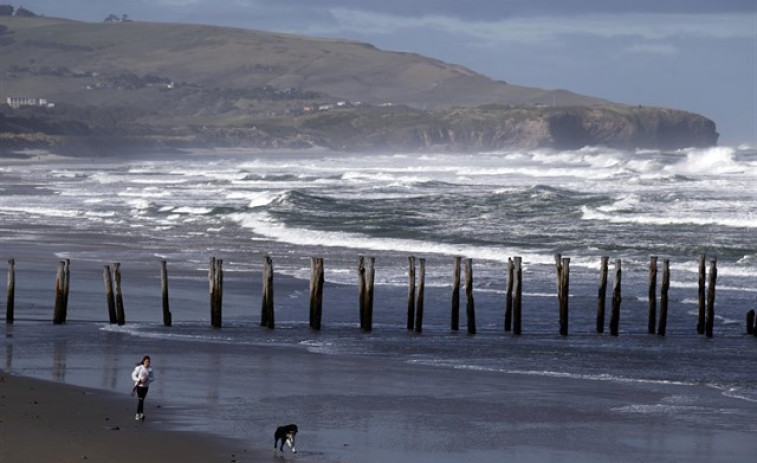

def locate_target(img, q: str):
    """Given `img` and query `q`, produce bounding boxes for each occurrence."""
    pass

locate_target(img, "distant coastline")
[0,16,718,155]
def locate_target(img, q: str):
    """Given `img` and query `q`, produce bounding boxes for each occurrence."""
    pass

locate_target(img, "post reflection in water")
[101,331,123,390]
[52,339,67,381]
[5,339,12,370]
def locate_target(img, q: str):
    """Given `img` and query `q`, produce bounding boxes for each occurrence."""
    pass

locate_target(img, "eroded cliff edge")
[0,103,718,155]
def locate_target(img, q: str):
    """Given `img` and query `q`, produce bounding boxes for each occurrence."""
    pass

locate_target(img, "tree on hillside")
[104,13,132,23]
[0,5,13,16]
[14,6,37,17]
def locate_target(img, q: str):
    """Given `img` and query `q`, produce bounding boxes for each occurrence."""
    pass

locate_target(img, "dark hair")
[137,355,151,366]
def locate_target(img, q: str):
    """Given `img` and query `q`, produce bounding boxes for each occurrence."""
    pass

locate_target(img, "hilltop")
[0,15,718,154]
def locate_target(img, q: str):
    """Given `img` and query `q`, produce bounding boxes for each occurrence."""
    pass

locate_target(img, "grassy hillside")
[0,16,603,110]
[0,16,717,154]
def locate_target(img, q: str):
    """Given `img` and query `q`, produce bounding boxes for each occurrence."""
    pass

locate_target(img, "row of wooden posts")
[4,254,757,337]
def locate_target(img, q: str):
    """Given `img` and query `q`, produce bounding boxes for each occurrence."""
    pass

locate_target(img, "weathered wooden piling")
[705,258,717,338]
[309,257,324,330]
[62,258,70,323]
[697,254,706,334]
[53,260,66,324]
[357,257,366,329]
[513,257,523,335]
[609,259,621,336]
[261,256,273,329]
[505,258,514,332]
[554,253,563,309]
[6,259,15,323]
[415,258,426,334]
[357,256,375,332]
[658,259,670,336]
[464,258,476,335]
[103,265,117,323]
[160,260,172,327]
[558,257,569,336]
[365,257,375,331]
[209,257,216,325]
[746,310,755,335]
[596,256,609,334]
[114,262,125,325]
[407,256,416,330]
[648,256,658,334]
[450,256,460,331]
[309,257,316,327]
[210,258,223,328]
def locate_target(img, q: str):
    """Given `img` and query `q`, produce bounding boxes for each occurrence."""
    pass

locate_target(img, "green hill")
[0,16,718,154]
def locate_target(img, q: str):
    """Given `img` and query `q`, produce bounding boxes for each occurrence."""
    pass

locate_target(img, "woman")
[131,355,155,421]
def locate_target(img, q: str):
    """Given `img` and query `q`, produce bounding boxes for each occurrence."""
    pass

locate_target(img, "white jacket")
[131,365,155,387]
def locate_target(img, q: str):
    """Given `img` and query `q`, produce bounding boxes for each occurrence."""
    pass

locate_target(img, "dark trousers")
[136,386,149,414]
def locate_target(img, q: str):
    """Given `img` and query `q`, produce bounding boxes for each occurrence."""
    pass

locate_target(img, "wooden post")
[465,258,476,335]
[415,258,425,334]
[513,257,522,335]
[364,257,375,332]
[407,256,416,330]
[103,265,117,323]
[6,259,15,324]
[554,253,563,313]
[559,257,569,336]
[658,259,669,336]
[209,257,217,326]
[160,260,172,327]
[697,254,706,334]
[451,256,461,331]
[213,258,223,328]
[505,258,514,332]
[596,256,609,334]
[705,258,717,338]
[114,262,125,326]
[609,259,621,336]
[357,256,366,330]
[647,256,658,334]
[261,256,273,329]
[62,258,70,323]
[309,257,317,329]
[312,258,324,330]
[53,260,65,324]
[745,310,754,335]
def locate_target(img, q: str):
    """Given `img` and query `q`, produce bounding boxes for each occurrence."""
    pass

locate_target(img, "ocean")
[2,145,756,462]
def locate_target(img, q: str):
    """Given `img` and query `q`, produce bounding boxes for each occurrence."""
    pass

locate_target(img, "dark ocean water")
[1,146,756,462]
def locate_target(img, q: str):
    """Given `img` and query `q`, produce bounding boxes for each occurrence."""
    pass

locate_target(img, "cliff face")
[545,107,719,150]
[0,104,718,155]
[302,105,719,152]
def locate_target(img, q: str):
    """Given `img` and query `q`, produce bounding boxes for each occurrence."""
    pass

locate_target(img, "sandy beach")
[0,371,272,463]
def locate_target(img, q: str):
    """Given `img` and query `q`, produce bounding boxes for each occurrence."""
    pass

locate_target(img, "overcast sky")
[15,0,757,146]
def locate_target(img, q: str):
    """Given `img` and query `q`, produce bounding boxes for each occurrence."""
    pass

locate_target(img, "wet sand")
[0,372,274,463]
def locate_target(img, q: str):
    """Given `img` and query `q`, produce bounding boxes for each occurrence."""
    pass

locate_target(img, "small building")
[6,96,54,109]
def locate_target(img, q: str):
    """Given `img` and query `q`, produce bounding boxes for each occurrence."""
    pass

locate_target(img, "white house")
[6,96,55,109]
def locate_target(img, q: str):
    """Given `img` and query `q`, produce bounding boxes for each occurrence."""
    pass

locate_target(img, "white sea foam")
[227,210,549,265]
[580,205,757,228]
[173,206,213,215]
[612,404,706,414]
[406,360,695,386]
[226,190,283,208]
[672,146,746,175]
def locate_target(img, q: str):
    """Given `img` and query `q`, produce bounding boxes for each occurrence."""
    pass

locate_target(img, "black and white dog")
[274,424,298,454]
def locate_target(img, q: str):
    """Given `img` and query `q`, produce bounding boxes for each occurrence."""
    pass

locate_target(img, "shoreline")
[3,318,757,463]
[0,370,274,463]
